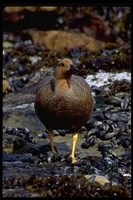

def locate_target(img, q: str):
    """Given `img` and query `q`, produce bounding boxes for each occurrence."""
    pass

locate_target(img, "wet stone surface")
[3,89,131,197]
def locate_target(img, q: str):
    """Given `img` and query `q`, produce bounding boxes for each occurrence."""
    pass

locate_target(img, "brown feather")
[35,58,94,131]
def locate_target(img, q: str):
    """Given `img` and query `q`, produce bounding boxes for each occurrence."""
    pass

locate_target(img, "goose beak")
[70,64,78,73]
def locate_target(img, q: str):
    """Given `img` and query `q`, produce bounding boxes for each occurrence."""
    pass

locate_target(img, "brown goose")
[34,58,94,163]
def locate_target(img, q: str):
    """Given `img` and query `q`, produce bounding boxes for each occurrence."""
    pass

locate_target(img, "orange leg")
[69,133,78,163]
[47,130,59,155]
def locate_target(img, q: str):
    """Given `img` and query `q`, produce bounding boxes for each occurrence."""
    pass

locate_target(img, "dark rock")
[81,142,90,149]
[46,151,57,163]
[92,111,104,121]
[38,131,48,139]
[104,112,119,122]
[13,138,30,153]
[6,127,18,135]
[31,148,41,157]
[23,127,30,135]
[58,129,67,136]
[105,97,121,107]
[121,139,131,148]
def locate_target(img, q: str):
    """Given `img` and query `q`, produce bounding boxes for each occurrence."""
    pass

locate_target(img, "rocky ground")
[2,6,131,197]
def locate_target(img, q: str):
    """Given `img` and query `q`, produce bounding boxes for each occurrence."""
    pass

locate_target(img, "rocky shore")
[2,6,131,197]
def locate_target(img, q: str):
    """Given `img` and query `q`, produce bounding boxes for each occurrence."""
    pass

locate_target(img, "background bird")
[34,58,94,163]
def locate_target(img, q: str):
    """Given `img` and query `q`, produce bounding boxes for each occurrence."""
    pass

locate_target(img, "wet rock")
[5,127,18,135]
[116,121,128,134]
[38,144,51,153]
[53,130,59,136]
[103,156,117,167]
[23,127,30,135]
[84,128,99,139]
[85,174,110,186]
[3,101,44,133]
[116,134,131,148]
[85,135,98,146]
[118,113,129,123]
[98,131,117,140]
[31,148,41,157]
[31,30,105,53]
[104,112,119,122]
[2,188,39,197]
[92,111,104,121]
[73,166,80,173]
[102,123,110,131]
[121,136,131,148]
[97,142,106,151]
[13,138,30,153]
[46,151,59,163]
[3,152,35,163]
[105,97,121,107]
[104,105,114,111]
[58,129,67,136]
[38,131,48,139]
[81,142,90,149]
[110,138,118,148]
[85,117,95,130]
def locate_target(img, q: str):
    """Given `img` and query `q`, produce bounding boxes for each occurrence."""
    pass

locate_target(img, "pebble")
[85,175,110,186]
[38,131,48,139]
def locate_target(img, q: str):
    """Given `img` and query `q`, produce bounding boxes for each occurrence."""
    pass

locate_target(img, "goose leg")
[69,133,78,163]
[47,130,59,155]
